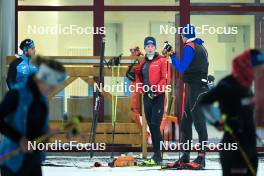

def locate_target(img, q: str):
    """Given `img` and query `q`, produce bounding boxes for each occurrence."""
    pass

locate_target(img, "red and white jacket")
[134,54,171,96]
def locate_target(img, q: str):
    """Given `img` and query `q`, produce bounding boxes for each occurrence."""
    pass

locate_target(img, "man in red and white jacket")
[134,36,171,165]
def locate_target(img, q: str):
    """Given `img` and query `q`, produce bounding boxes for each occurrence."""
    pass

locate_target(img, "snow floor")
[43,153,264,176]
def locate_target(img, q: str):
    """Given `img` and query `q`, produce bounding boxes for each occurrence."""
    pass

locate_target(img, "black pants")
[180,83,208,153]
[0,153,42,176]
[143,93,165,156]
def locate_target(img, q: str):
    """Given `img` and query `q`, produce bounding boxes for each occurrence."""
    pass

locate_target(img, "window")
[191,15,255,83]
[19,11,94,113]
[18,12,93,56]
[18,0,93,6]
[16,1,264,128]
[105,12,178,56]
[190,13,264,141]
[105,0,178,5]
[191,0,254,3]
[104,12,178,118]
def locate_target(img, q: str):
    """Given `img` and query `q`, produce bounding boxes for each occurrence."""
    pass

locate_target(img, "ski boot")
[161,153,190,170]
[141,154,162,166]
[184,153,205,170]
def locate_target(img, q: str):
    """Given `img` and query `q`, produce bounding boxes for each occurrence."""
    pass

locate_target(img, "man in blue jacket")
[6,39,38,89]
[163,24,209,169]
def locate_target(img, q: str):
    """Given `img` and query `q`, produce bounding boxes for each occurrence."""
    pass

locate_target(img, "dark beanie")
[144,36,156,48]
[182,24,196,39]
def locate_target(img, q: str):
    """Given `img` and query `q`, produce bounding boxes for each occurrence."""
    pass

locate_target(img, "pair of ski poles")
[111,64,120,159]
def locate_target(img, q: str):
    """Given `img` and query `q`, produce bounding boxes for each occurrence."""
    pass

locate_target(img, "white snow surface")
[42,153,264,176]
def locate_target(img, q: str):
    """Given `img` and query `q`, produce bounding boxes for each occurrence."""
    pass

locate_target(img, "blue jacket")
[6,54,38,89]
[0,82,48,173]
[171,38,204,73]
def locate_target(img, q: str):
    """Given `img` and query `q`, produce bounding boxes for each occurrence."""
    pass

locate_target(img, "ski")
[90,36,105,158]
[161,162,220,170]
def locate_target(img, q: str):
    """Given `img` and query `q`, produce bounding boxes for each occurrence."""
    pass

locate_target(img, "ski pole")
[207,111,256,176]
[90,36,105,158]
[111,64,120,159]
[0,116,81,163]
[223,122,256,176]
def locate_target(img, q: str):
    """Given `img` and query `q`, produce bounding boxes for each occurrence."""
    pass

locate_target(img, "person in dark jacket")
[0,56,66,176]
[6,39,38,89]
[134,36,171,165]
[200,49,264,176]
[163,24,209,169]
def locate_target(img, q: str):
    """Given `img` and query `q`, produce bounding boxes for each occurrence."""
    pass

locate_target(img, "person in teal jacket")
[6,39,38,89]
[0,56,66,176]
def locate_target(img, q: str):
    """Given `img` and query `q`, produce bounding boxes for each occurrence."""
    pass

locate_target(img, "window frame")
[15,0,264,122]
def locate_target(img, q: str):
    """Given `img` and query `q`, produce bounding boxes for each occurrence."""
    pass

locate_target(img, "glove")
[126,59,139,81]
[162,41,174,57]
[147,90,157,100]
[126,70,136,81]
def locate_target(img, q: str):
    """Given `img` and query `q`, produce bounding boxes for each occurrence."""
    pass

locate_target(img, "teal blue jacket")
[0,82,48,173]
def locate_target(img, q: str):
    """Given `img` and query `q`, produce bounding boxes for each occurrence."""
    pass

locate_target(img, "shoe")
[152,153,162,164]
[141,159,160,166]
[162,153,189,169]
[184,153,205,170]
[141,153,162,166]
